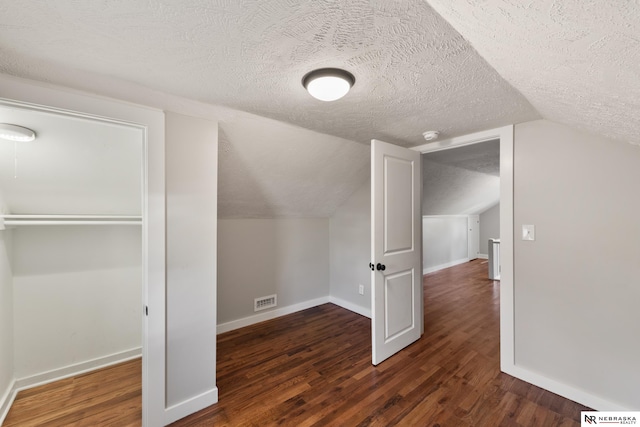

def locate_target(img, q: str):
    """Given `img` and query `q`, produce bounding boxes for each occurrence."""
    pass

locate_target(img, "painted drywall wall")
[0,230,13,406]
[422,216,469,274]
[217,218,330,325]
[165,112,218,409]
[11,226,141,379]
[514,120,640,409]
[479,203,500,256]
[329,179,371,316]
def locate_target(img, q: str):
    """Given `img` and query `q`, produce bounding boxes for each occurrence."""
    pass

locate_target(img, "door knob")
[369,263,375,271]
[376,263,386,271]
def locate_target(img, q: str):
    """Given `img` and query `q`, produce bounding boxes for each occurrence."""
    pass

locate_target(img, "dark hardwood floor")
[3,358,141,426]
[5,260,589,426]
[172,259,588,426]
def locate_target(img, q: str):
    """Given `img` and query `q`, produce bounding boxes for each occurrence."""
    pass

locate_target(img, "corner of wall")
[0,228,14,425]
[328,179,371,315]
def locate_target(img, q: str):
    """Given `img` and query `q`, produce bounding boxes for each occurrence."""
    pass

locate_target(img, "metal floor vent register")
[254,294,277,312]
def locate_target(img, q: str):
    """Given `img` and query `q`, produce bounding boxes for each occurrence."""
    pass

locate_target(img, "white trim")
[477,253,489,259]
[329,296,371,318]
[0,378,16,426]
[422,258,470,275]
[0,349,141,425]
[498,127,515,372]
[504,364,631,411]
[14,348,142,391]
[413,125,515,377]
[217,297,330,334]
[164,388,219,425]
[411,128,502,154]
[0,74,166,427]
[421,214,470,218]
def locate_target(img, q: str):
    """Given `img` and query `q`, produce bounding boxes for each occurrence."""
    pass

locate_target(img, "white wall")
[165,112,218,410]
[513,120,640,409]
[217,218,330,326]
[422,216,469,274]
[0,230,13,409]
[479,203,500,256]
[11,226,142,380]
[329,179,371,316]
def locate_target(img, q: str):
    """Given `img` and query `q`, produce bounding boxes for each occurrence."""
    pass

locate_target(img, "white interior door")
[371,139,422,366]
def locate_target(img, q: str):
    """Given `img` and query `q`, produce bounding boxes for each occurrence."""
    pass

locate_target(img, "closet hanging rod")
[1,214,142,220]
[3,220,141,226]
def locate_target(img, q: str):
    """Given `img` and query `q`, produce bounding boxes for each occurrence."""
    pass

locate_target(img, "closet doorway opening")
[0,99,149,424]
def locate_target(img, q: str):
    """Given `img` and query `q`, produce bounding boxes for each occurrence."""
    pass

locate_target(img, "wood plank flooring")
[3,358,141,426]
[5,260,590,426]
[172,259,589,426]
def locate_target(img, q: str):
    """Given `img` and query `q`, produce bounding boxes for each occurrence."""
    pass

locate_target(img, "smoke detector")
[422,130,439,141]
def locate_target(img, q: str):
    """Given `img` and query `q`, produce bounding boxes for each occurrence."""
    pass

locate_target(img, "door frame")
[411,125,515,373]
[0,75,166,426]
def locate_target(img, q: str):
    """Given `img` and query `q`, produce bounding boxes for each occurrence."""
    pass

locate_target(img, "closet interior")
[0,103,144,417]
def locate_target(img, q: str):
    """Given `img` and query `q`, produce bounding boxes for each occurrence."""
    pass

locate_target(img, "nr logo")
[584,414,597,424]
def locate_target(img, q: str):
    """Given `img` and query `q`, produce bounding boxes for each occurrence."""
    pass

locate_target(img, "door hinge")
[145,305,148,316]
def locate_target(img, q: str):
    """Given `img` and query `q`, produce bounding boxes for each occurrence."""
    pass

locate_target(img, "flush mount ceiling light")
[302,68,355,102]
[0,123,36,142]
[422,130,440,141]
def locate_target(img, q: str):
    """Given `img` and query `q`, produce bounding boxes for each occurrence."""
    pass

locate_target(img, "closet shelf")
[0,214,142,227]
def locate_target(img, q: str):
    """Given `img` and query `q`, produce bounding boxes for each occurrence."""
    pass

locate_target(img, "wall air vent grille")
[254,294,277,312]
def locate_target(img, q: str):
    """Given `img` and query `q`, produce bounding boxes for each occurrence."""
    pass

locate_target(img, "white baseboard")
[217,296,331,334]
[329,296,371,319]
[503,363,631,411]
[1,347,141,425]
[0,378,16,426]
[14,347,142,392]
[164,387,219,425]
[423,258,469,275]
[477,253,489,259]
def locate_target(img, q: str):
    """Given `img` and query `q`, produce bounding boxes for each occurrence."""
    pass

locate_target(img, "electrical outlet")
[358,284,364,295]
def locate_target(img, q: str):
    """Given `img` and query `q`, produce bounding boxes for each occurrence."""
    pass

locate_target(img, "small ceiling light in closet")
[0,123,36,142]
[302,68,355,102]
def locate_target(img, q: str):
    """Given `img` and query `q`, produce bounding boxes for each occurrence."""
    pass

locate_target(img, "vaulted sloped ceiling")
[0,0,537,147]
[0,1,636,218]
[427,0,640,146]
[422,139,500,216]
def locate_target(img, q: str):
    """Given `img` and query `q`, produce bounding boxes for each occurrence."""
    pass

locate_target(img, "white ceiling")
[0,104,142,215]
[422,140,500,215]
[0,1,636,217]
[428,0,640,146]
[0,0,538,146]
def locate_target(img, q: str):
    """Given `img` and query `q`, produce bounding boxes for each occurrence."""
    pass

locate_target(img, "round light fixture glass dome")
[0,123,36,142]
[302,68,355,102]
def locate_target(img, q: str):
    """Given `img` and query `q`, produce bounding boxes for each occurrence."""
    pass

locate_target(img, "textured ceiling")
[425,139,500,177]
[427,0,640,146]
[0,0,538,147]
[0,1,635,219]
[422,140,500,215]
[217,115,370,218]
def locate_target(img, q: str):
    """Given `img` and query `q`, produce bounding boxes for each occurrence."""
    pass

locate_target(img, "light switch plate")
[522,224,535,241]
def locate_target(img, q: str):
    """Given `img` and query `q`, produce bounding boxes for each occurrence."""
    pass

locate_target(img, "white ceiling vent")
[254,294,277,312]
